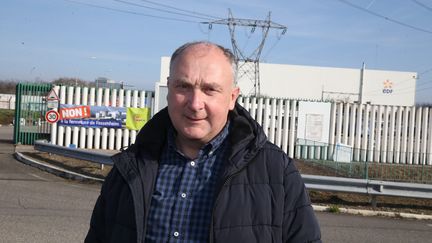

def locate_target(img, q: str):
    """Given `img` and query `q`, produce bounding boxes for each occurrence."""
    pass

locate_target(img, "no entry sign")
[45,110,60,124]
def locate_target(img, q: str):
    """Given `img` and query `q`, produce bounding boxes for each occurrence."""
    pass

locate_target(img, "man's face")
[167,44,239,146]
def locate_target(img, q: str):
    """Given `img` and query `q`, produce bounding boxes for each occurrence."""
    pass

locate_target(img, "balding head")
[169,41,237,86]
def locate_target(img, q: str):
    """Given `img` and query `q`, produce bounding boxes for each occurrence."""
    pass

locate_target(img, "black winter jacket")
[85,104,321,243]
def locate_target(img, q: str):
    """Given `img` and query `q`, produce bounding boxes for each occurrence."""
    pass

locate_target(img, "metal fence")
[44,86,432,167]
[14,83,52,145]
[294,139,432,184]
[237,96,432,165]
[300,159,432,184]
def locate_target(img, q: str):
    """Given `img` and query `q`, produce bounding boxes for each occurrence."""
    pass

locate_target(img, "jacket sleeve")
[282,156,322,243]
[84,167,117,243]
[85,194,105,243]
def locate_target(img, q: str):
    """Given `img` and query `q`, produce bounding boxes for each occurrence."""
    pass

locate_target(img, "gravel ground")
[24,151,432,215]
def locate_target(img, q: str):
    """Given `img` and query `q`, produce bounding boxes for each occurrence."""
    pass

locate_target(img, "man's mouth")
[185,116,204,121]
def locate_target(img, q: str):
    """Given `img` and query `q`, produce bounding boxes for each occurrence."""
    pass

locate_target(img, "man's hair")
[169,41,238,84]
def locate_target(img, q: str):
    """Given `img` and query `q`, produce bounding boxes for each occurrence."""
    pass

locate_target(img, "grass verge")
[0,109,14,125]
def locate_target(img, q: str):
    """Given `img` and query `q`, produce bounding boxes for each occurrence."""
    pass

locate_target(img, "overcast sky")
[1,0,431,103]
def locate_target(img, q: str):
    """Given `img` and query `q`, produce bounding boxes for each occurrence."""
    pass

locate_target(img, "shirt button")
[209,150,214,156]
[190,161,196,167]
[181,193,187,198]
[173,231,179,237]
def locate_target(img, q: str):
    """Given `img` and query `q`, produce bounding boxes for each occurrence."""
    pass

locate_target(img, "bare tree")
[0,80,19,94]
[51,77,94,87]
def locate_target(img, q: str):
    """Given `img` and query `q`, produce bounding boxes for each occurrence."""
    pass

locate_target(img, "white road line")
[28,173,48,181]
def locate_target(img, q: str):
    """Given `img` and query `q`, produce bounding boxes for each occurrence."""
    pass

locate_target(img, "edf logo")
[382,80,393,94]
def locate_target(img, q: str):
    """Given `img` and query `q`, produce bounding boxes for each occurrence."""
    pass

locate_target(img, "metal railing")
[33,140,432,202]
[295,138,432,184]
[34,140,113,165]
[303,174,432,200]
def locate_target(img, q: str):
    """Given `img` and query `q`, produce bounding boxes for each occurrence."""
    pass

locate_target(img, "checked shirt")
[144,122,230,243]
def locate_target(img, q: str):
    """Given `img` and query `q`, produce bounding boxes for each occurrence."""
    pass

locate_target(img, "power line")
[203,10,287,96]
[262,30,284,61]
[64,0,199,23]
[336,0,432,35]
[418,67,432,78]
[412,0,432,12]
[115,0,214,21]
[389,83,432,96]
[416,84,432,93]
[138,0,222,19]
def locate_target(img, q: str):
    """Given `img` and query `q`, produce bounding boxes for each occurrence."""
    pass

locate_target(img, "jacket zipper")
[142,173,156,242]
[140,158,158,243]
[118,151,156,243]
[208,166,247,243]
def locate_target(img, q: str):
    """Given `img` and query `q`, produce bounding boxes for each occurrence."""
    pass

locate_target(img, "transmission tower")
[203,10,287,96]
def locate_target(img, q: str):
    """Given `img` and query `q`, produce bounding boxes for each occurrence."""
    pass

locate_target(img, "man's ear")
[229,87,240,110]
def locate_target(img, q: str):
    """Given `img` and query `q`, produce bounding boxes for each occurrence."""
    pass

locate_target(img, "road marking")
[28,173,48,181]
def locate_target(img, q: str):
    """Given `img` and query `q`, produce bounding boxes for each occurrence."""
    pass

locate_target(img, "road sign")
[46,88,59,101]
[47,100,59,109]
[45,110,60,124]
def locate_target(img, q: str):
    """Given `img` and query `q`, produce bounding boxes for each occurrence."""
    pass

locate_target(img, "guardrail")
[34,140,432,204]
[303,174,432,206]
[34,140,113,165]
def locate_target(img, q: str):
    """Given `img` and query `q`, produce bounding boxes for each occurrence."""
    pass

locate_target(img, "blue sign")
[58,118,122,128]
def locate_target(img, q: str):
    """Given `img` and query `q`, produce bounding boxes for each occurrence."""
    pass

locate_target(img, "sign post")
[46,88,60,109]
[45,110,60,124]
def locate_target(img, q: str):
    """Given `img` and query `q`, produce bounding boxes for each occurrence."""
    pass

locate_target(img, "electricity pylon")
[203,10,287,96]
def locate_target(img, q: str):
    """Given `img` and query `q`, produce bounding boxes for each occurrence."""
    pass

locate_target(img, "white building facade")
[0,94,16,109]
[159,57,417,106]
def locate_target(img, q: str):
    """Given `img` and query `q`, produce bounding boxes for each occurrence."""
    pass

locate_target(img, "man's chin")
[180,130,209,143]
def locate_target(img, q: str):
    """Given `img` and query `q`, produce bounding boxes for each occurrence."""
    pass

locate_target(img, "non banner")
[59,118,122,129]
[58,104,125,128]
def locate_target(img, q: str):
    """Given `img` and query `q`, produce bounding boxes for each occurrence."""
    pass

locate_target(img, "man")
[85,41,321,243]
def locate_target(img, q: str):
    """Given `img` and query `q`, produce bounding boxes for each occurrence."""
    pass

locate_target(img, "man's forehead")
[178,44,224,60]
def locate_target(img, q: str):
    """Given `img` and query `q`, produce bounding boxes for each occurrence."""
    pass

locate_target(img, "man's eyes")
[174,83,220,93]
[176,83,190,89]
[203,86,219,93]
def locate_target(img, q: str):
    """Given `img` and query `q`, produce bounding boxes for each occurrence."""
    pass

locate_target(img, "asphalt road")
[318,212,432,243]
[1,126,432,242]
[0,126,100,242]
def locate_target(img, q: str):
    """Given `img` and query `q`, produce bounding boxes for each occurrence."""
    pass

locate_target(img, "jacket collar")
[122,103,268,170]
[225,103,268,171]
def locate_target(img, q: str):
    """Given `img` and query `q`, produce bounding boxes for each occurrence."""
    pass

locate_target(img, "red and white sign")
[45,110,60,124]
[59,106,91,120]
[46,88,59,101]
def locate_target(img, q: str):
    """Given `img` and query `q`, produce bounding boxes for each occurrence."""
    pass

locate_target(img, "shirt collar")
[167,121,231,157]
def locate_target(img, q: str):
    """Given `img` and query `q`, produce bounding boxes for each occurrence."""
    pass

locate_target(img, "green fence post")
[13,83,21,144]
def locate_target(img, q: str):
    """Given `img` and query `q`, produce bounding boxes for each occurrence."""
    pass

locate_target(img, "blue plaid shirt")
[145,122,230,243]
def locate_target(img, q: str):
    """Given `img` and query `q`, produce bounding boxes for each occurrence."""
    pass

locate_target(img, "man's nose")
[188,89,204,111]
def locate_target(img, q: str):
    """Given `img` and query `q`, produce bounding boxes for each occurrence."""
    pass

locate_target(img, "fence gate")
[13,83,53,145]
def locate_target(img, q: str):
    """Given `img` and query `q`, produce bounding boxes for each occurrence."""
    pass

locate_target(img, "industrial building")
[159,57,417,106]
